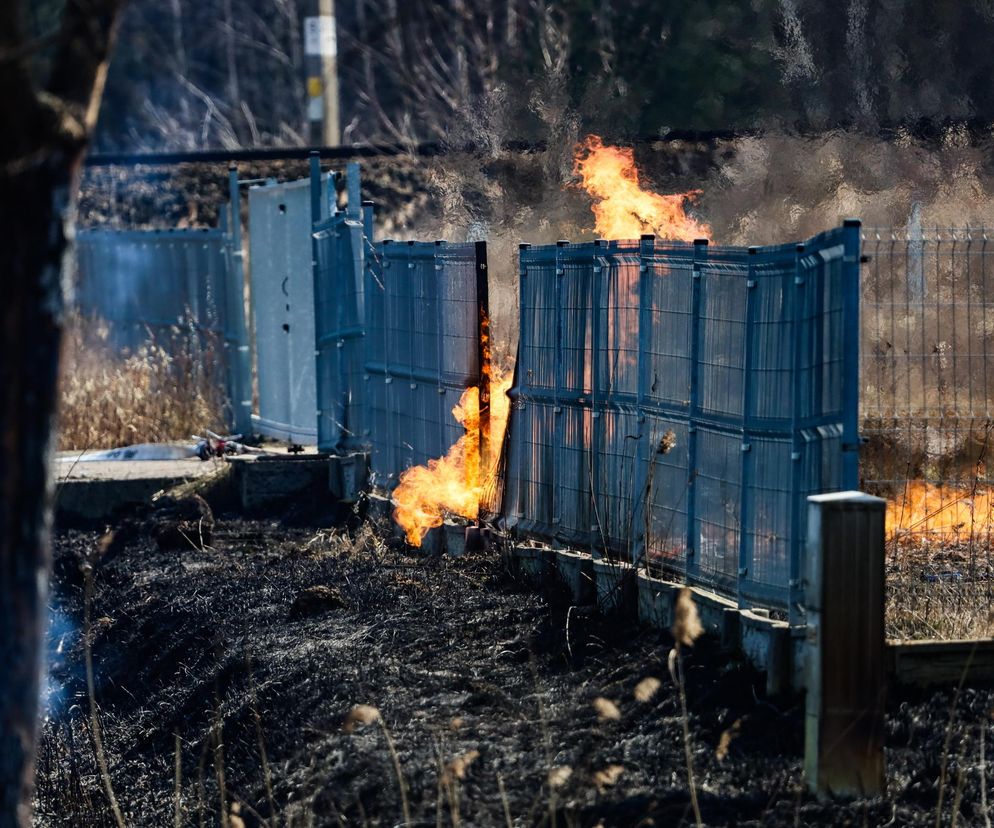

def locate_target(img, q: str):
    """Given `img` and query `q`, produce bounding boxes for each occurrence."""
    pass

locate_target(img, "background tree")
[0,1,123,824]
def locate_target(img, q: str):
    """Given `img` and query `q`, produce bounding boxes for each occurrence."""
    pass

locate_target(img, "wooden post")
[805,491,886,796]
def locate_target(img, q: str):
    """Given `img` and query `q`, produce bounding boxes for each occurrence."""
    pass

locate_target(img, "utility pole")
[305,0,340,145]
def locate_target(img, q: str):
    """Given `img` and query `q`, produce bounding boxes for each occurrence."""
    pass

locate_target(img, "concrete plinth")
[227,454,332,512]
[513,545,547,586]
[54,455,217,523]
[444,522,467,556]
[637,570,680,629]
[555,549,595,605]
[593,559,636,618]
[329,452,369,502]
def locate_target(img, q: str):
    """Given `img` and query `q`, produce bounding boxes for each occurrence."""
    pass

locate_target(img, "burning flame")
[392,360,512,548]
[573,135,710,242]
[886,480,994,541]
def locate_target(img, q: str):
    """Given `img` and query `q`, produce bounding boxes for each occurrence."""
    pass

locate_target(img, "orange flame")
[886,480,994,542]
[392,363,512,547]
[573,135,710,242]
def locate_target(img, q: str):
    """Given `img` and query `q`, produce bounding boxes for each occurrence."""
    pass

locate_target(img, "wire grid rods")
[861,226,994,632]
[74,227,243,424]
[503,225,860,615]
[362,239,485,488]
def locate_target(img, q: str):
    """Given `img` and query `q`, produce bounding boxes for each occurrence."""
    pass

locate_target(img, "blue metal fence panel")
[313,213,366,451]
[364,240,482,487]
[75,227,245,424]
[503,225,860,612]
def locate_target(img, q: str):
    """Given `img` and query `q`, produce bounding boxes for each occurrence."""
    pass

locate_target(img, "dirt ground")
[33,508,994,827]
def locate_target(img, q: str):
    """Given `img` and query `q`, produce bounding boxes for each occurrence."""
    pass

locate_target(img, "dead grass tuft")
[672,588,703,648]
[633,677,661,703]
[343,704,382,733]
[592,697,621,721]
[592,765,624,792]
[547,766,572,789]
[58,313,228,451]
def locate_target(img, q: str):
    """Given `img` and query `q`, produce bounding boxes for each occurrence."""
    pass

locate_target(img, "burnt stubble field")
[32,506,994,827]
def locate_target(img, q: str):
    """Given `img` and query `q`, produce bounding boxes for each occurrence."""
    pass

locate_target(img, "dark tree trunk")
[0,2,123,825]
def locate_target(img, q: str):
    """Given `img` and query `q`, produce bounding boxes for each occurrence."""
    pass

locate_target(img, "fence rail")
[502,225,861,616]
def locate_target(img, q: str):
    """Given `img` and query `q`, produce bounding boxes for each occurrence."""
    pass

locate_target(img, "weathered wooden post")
[804,491,886,796]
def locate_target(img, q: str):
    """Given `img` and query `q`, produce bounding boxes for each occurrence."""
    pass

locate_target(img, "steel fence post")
[686,238,708,585]
[737,246,759,609]
[789,243,807,626]
[590,241,604,553]
[554,240,568,533]
[511,242,531,525]
[631,234,655,566]
[475,241,491,480]
[841,219,862,489]
[309,152,331,449]
[346,161,361,220]
[226,164,253,436]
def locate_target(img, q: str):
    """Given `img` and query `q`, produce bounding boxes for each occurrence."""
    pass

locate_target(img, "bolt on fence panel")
[504,225,859,613]
[363,240,483,487]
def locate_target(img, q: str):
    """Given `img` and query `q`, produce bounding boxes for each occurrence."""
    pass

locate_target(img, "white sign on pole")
[304,16,337,57]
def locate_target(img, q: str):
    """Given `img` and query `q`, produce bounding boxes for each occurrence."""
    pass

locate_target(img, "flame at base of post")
[392,367,511,547]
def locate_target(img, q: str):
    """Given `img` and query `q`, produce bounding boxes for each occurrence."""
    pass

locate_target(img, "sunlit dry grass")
[58,314,229,451]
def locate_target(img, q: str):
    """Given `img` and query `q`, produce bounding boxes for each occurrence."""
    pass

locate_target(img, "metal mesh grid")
[861,227,994,635]
[314,213,366,451]
[503,226,859,614]
[363,240,482,487]
[75,227,242,419]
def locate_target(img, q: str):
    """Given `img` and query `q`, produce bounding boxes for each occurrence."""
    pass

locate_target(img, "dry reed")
[58,313,229,450]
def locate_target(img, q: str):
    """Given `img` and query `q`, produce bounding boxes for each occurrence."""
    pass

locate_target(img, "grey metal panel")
[248,178,326,443]
[503,227,859,613]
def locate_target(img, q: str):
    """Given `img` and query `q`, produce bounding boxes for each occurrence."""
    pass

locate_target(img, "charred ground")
[31,503,994,827]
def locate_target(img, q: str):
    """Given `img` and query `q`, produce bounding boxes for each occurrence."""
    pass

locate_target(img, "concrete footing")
[444,521,467,557]
[555,549,595,605]
[228,454,334,512]
[593,559,636,617]
[512,545,548,586]
[630,568,795,693]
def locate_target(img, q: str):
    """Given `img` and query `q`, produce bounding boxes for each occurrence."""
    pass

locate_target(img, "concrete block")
[329,451,369,501]
[593,559,637,618]
[792,627,807,692]
[513,545,546,586]
[556,549,595,605]
[740,609,792,695]
[228,454,331,512]
[444,521,467,557]
[420,525,444,555]
[637,570,680,629]
[688,586,739,647]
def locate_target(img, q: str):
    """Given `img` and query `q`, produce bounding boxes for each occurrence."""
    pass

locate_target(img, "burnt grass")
[33,515,994,827]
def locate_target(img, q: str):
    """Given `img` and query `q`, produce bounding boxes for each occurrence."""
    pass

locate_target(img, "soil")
[34,511,994,827]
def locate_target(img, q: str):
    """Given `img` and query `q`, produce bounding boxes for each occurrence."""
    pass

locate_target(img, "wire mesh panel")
[313,212,366,451]
[248,178,327,443]
[861,227,994,636]
[75,227,242,416]
[76,228,231,345]
[504,225,860,615]
[364,240,483,487]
